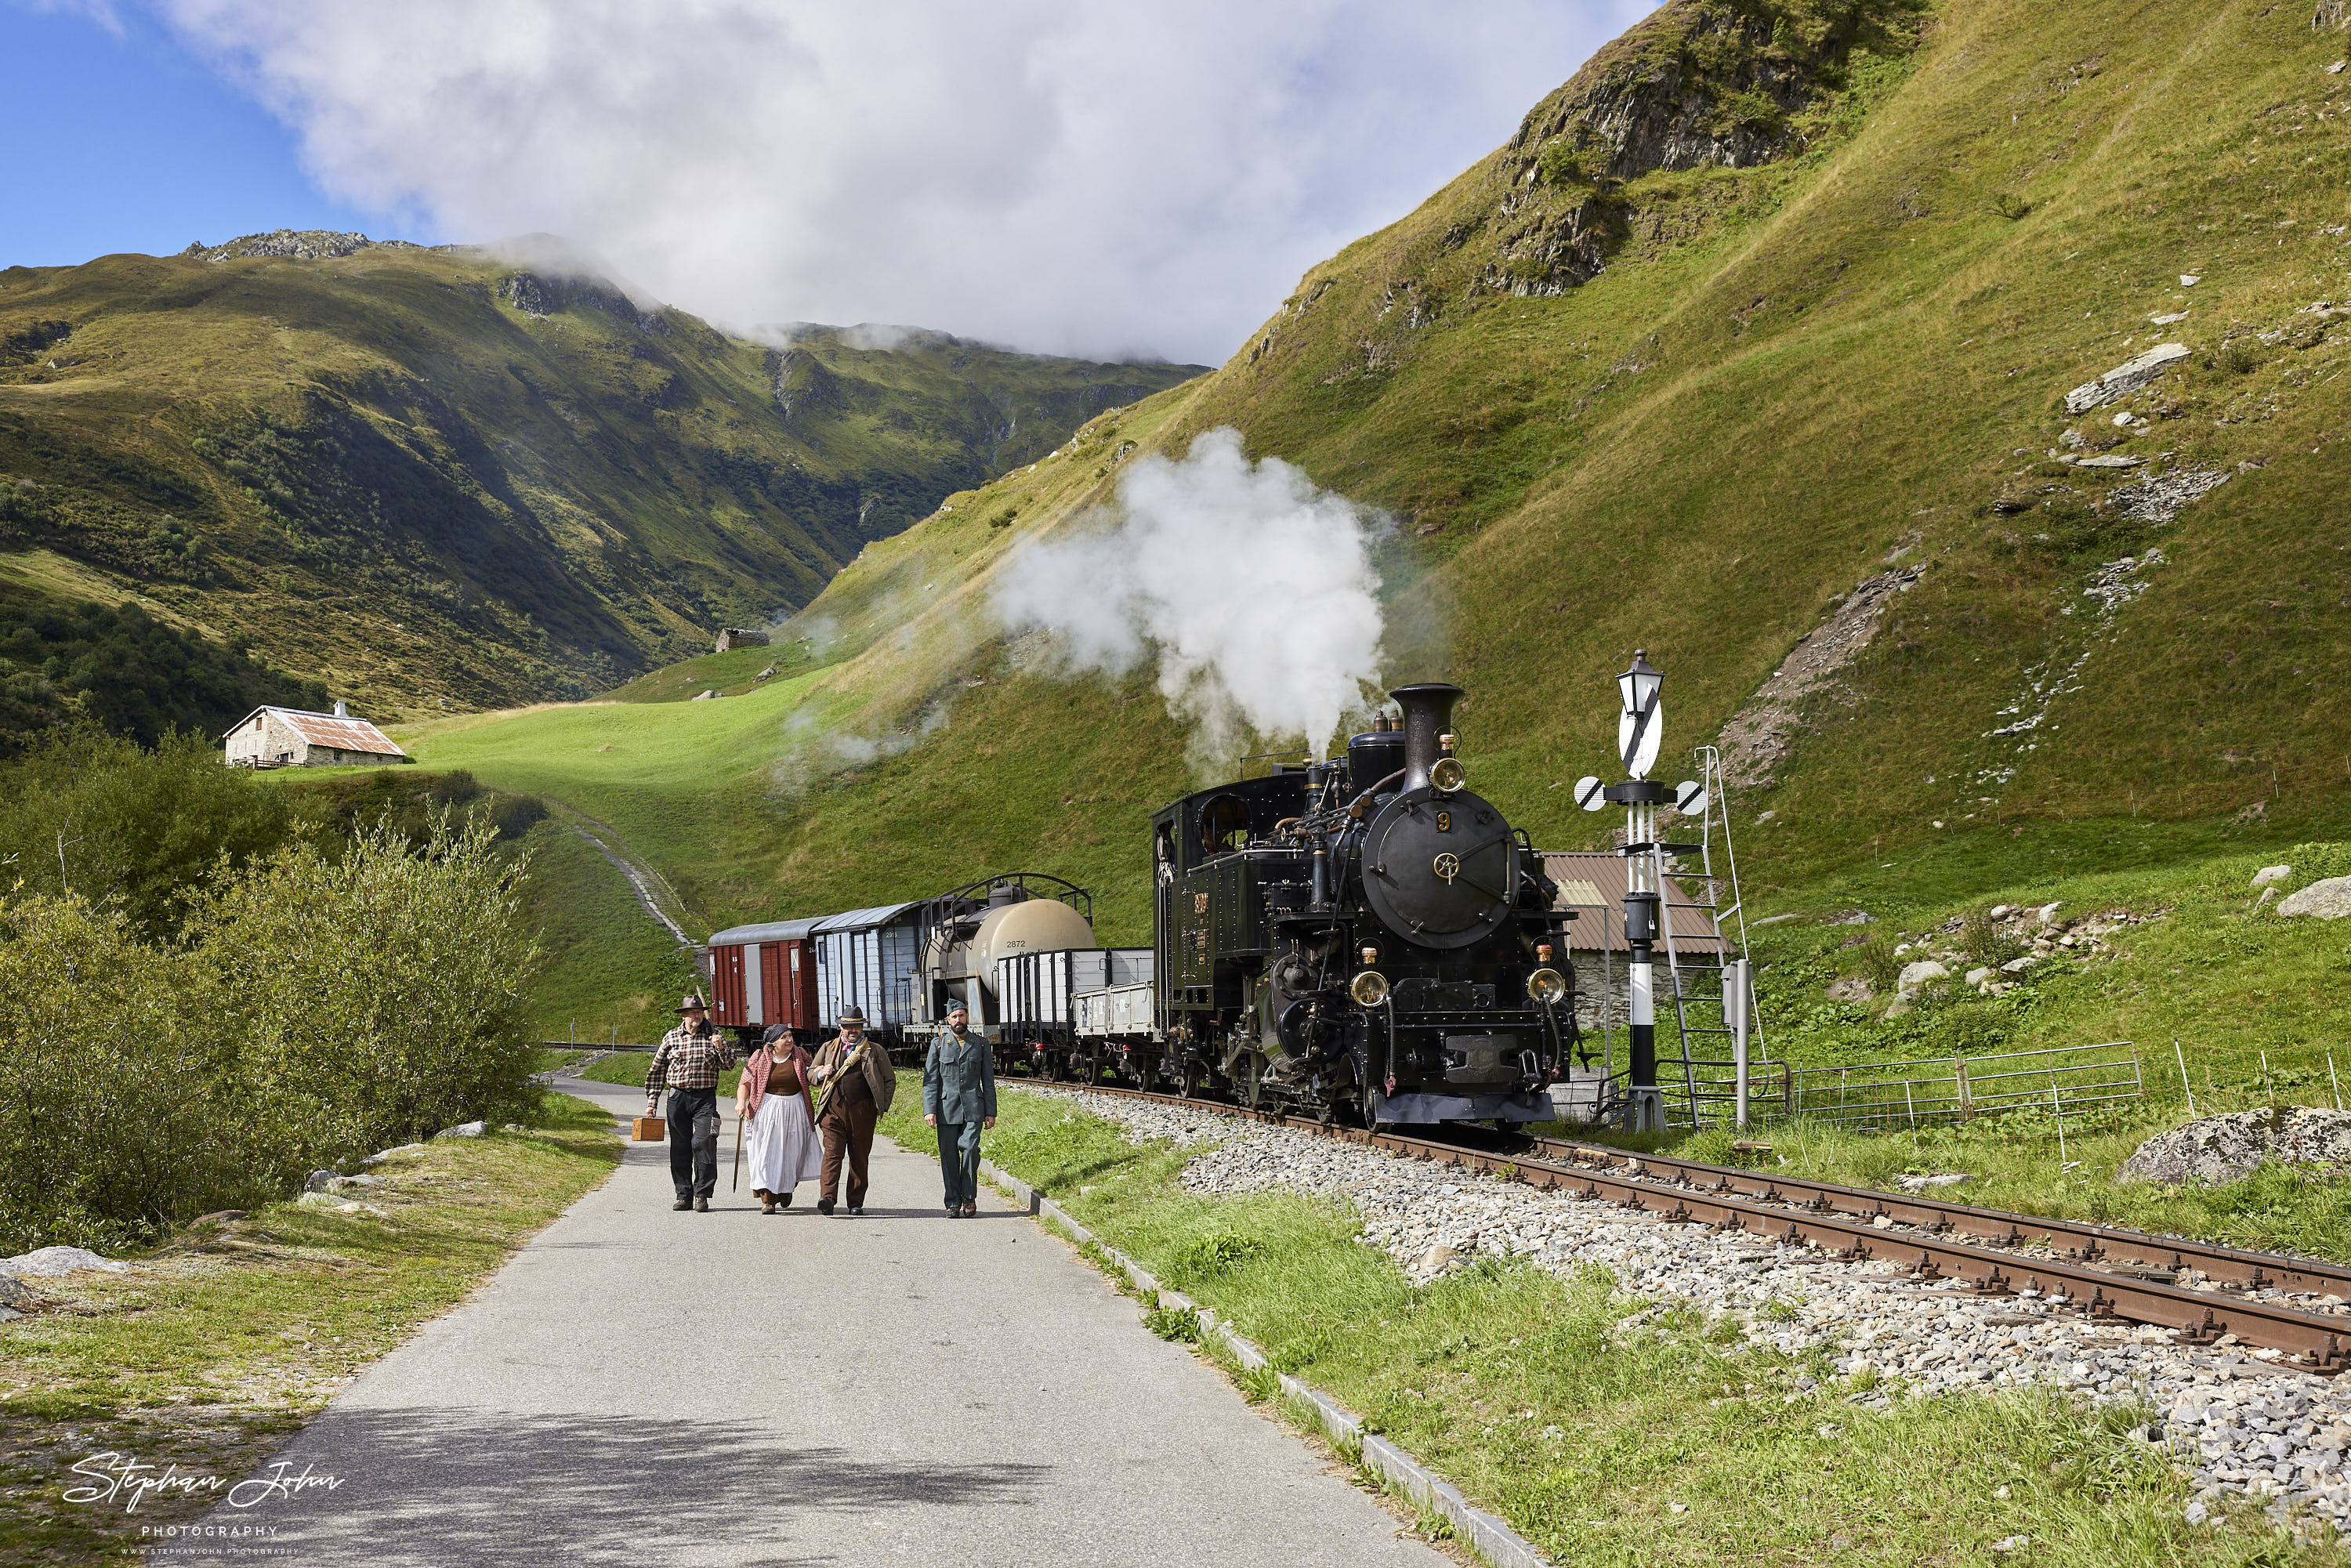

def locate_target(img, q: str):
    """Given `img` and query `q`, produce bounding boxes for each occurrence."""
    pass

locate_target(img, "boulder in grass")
[0,1246,129,1276]
[433,1121,487,1139]
[2277,877,2351,920]
[2119,1107,2351,1185]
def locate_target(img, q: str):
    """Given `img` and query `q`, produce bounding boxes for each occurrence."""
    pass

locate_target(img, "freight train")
[701,682,1578,1126]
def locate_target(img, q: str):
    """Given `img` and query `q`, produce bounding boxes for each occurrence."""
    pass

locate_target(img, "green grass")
[878,1085,2324,1566]
[0,1091,620,1564]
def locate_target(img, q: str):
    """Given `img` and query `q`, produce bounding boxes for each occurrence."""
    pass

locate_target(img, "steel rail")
[1516,1133,2351,1299]
[1047,1079,2351,1373]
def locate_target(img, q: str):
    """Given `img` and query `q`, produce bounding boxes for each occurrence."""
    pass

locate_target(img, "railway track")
[1047,1079,2351,1374]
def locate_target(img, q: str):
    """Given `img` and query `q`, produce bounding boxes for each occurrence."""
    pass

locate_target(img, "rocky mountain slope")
[0,232,1198,716]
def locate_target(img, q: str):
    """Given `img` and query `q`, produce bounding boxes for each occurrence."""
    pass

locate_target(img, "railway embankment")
[928,1081,2350,1563]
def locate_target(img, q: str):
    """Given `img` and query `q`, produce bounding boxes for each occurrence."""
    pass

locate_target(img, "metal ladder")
[1654,746,1766,1128]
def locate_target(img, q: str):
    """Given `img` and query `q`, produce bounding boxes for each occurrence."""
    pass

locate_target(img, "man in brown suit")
[810,1005,895,1215]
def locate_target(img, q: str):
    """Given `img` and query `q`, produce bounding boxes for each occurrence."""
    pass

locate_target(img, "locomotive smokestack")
[1390,683,1463,794]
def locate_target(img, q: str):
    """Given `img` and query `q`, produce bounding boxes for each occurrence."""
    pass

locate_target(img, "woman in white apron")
[743,1025,821,1213]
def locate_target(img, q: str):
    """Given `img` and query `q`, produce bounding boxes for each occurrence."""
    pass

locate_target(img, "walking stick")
[731,1099,743,1192]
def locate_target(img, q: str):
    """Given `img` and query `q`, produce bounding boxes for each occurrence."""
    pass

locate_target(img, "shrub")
[0,810,541,1251]
[0,896,245,1252]
[1991,192,2032,221]
[185,813,542,1192]
[0,726,307,940]
[1852,936,1901,992]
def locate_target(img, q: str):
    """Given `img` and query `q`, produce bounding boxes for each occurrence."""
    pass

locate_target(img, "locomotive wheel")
[1045,1052,1066,1083]
[1177,1059,1202,1100]
[1087,1046,1104,1085]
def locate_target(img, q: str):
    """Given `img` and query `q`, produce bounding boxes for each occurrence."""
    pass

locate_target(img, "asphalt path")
[165,1078,1444,1567]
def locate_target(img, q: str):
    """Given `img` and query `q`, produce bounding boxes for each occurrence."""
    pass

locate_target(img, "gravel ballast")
[1020,1085,2351,1533]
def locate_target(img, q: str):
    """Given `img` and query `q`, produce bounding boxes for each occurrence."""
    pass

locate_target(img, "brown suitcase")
[631,1115,665,1142]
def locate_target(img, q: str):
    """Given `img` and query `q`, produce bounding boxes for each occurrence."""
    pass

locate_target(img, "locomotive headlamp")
[1429,756,1466,793]
[1350,970,1391,1008]
[1527,967,1568,1005]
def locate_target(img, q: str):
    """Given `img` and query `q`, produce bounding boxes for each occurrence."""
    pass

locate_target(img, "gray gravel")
[1026,1085,2351,1532]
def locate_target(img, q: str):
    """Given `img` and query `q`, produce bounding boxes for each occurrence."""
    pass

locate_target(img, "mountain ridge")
[0,232,1201,723]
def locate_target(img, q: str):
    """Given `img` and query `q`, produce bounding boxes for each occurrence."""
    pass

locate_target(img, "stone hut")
[715,628,770,653]
[222,701,411,768]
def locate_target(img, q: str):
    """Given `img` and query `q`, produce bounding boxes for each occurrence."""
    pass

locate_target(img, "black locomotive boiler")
[1148,682,1575,1125]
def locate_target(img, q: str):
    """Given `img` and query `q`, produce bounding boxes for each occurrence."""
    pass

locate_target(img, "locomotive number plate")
[1436,810,1451,832]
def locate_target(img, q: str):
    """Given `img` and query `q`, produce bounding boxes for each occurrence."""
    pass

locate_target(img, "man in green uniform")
[923,1001,997,1218]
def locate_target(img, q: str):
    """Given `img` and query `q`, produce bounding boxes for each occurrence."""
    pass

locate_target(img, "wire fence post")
[1956,1056,1972,1121]
[2174,1036,2197,1119]
[2052,1081,2070,1169]
[2331,1049,2344,1114]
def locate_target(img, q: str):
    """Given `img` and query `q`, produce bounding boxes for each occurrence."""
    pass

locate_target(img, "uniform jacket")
[813,1033,897,1114]
[923,1028,998,1124]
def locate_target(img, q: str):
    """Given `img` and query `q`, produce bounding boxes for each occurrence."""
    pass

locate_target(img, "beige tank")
[927,897,1096,1022]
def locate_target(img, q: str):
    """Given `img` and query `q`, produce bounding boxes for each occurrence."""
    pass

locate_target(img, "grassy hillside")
[387,0,2351,1087]
[0,232,1198,719]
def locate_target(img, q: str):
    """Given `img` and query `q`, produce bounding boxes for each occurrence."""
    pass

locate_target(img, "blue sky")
[0,3,424,268]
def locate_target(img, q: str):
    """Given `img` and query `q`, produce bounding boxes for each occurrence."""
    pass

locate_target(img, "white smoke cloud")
[144,0,1654,361]
[995,427,1386,765]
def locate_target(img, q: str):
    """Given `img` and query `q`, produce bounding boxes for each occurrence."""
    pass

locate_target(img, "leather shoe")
[817,1198,835,1215]
[761,1199,777,1215]
[848,1205,864,1215]
[945,1204,960,1217]
[672,1199,690,1211]
[694,1197,710,1211]
[961,1202,977,1217]
[779,1193,792,1208]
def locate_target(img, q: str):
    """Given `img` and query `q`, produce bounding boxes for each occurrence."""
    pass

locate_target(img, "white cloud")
[154,0,1653,360]
[994,427,1387,767]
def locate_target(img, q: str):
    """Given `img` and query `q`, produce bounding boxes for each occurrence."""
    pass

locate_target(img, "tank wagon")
[702,682,1578,1124]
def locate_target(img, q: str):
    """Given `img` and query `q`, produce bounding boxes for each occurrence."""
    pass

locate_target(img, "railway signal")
[1603,649,1668,1132]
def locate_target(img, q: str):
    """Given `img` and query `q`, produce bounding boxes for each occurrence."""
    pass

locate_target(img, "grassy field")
[0,1092,621,1564]
[873,1083,2322,1566]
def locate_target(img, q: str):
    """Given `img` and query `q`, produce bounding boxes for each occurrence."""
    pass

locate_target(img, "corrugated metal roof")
[707,900,919,947]
[1541,851,1727,954]
[226,706,408,758]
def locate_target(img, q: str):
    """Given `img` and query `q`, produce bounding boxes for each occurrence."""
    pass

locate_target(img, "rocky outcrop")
[1715,562,1922,788]
[1468,0,1917,296]
[182,229,415,263]
[2063,343,2190,413]
[499,270,658,331]
[2121,1108,2351,1186]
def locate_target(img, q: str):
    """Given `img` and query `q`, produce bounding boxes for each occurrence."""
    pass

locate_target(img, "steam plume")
[994,428,1385,765]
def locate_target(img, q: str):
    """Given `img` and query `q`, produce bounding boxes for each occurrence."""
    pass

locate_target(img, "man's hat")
[839,1005,867,1023]
[679,992,708,1012]
[945,1000,969,1015]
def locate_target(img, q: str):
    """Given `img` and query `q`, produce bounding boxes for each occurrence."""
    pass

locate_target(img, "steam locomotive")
[701,682,1579,1126]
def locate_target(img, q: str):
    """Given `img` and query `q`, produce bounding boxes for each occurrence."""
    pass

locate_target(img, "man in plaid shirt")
[645,993,737,1211]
